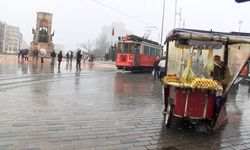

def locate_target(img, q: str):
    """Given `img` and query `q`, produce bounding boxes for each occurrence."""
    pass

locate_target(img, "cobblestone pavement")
[0,55,250,150]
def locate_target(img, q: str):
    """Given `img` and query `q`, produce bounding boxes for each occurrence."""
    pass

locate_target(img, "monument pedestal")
[30,42,54,57]
[30,12,54,58]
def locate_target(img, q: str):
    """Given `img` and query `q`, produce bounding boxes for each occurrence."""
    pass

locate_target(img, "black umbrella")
[20,49,29,55]
[235,0,250,2]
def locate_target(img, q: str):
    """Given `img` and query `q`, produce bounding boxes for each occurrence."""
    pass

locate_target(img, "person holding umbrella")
[19,49,29,62]
[57,51,63,68]
[76,50,82,71]
[39,48,46,63]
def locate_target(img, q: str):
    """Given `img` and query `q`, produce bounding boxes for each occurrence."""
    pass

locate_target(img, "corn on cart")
[162,29,250,132]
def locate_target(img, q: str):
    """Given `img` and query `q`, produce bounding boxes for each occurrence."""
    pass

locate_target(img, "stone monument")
[30,12,54,57]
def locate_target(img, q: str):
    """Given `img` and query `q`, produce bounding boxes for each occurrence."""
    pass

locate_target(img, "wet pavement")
[0,55,250,150]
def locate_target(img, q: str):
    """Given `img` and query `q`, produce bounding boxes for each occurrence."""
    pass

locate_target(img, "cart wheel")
[163,97,182,129]
[195,120,212,133]
[164,102,172,125]
[165,104,182,128]
[167,113,182,128]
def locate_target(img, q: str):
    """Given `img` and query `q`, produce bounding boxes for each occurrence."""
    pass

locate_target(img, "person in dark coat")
[153,57,160,80]
[158,57,166,80]
[50,50,56,66]
[70,52,73,63]
[66,52,69,63]
[57,51,63,68]
[76,50,82,71]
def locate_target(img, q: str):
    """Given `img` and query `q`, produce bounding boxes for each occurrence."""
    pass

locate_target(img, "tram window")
[152,48,155,56]
[129,44,131,53]
[156,49,160,56]
[149,47,155,55]
[149,47,152,55]
[120,43,129,53]
[144,46,150,54]
[134,44,140,54]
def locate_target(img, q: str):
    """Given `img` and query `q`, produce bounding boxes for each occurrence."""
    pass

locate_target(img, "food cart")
[162,29,250,132]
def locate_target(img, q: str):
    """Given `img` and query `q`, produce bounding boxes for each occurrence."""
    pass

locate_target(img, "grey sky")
[0,0,249,50]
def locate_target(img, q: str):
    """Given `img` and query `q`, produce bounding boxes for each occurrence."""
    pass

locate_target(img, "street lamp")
[174,0,178,28]
[238,20,243,33]
[182,19,185,28]
[178,8,182,28]
[174,0,183,29]
[160,0,166,45]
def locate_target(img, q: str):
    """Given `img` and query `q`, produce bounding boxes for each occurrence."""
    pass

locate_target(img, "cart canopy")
[164,28,250,45]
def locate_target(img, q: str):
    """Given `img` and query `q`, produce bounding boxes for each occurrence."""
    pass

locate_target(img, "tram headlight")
[129,55,133,60]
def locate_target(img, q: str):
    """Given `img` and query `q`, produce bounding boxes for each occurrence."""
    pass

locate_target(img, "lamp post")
[238,20,243,33]
[160,0,166,45]
[174,0,183,29]
[174,0,178,28]
[178,8,182,28]
[182,19,185,28]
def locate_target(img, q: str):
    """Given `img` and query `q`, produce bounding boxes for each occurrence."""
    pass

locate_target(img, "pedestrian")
[153,57,160,80]
[158,57,166,80]
[24,54,29,61]
[66,52,69,63]
[76,50,82,71]
[21,53,24,61]
[34,49,39,61]
[50,50,56,66]
[57,51,63,67]
[17,51,21,58]
[91,55,95,62]
[70,52,73,63]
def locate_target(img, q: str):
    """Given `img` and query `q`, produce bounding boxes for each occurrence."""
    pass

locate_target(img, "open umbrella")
[39,48,47,56]
[235,0,250,2]
[20,49,29,55]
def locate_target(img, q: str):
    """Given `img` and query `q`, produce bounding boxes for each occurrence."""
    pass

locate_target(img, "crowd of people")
[49,50,95,71]
[17,49,95,72]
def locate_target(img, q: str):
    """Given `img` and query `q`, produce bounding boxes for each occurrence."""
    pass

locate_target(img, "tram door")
[134,44,140,66]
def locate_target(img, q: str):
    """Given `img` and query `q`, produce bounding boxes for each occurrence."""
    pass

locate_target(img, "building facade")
[0,21,22,54]
[0,21,5,53]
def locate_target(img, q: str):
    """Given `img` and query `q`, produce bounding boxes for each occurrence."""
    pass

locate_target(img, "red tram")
[116,35,162,72]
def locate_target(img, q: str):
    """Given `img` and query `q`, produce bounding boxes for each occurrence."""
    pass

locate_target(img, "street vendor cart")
[162,28,250,132]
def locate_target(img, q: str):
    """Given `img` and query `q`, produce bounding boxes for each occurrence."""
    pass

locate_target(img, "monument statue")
[38,27,48,43]
[30,12,54,57]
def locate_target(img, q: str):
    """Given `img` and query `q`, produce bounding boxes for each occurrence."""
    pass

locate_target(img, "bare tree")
[93,34,110,58]
[80,40,93,52]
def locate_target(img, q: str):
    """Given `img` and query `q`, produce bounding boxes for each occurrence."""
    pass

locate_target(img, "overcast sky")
[0,0,249,50]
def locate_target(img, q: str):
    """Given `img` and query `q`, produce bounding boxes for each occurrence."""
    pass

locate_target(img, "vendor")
[211,55,230,88]
[158,57,166,80]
